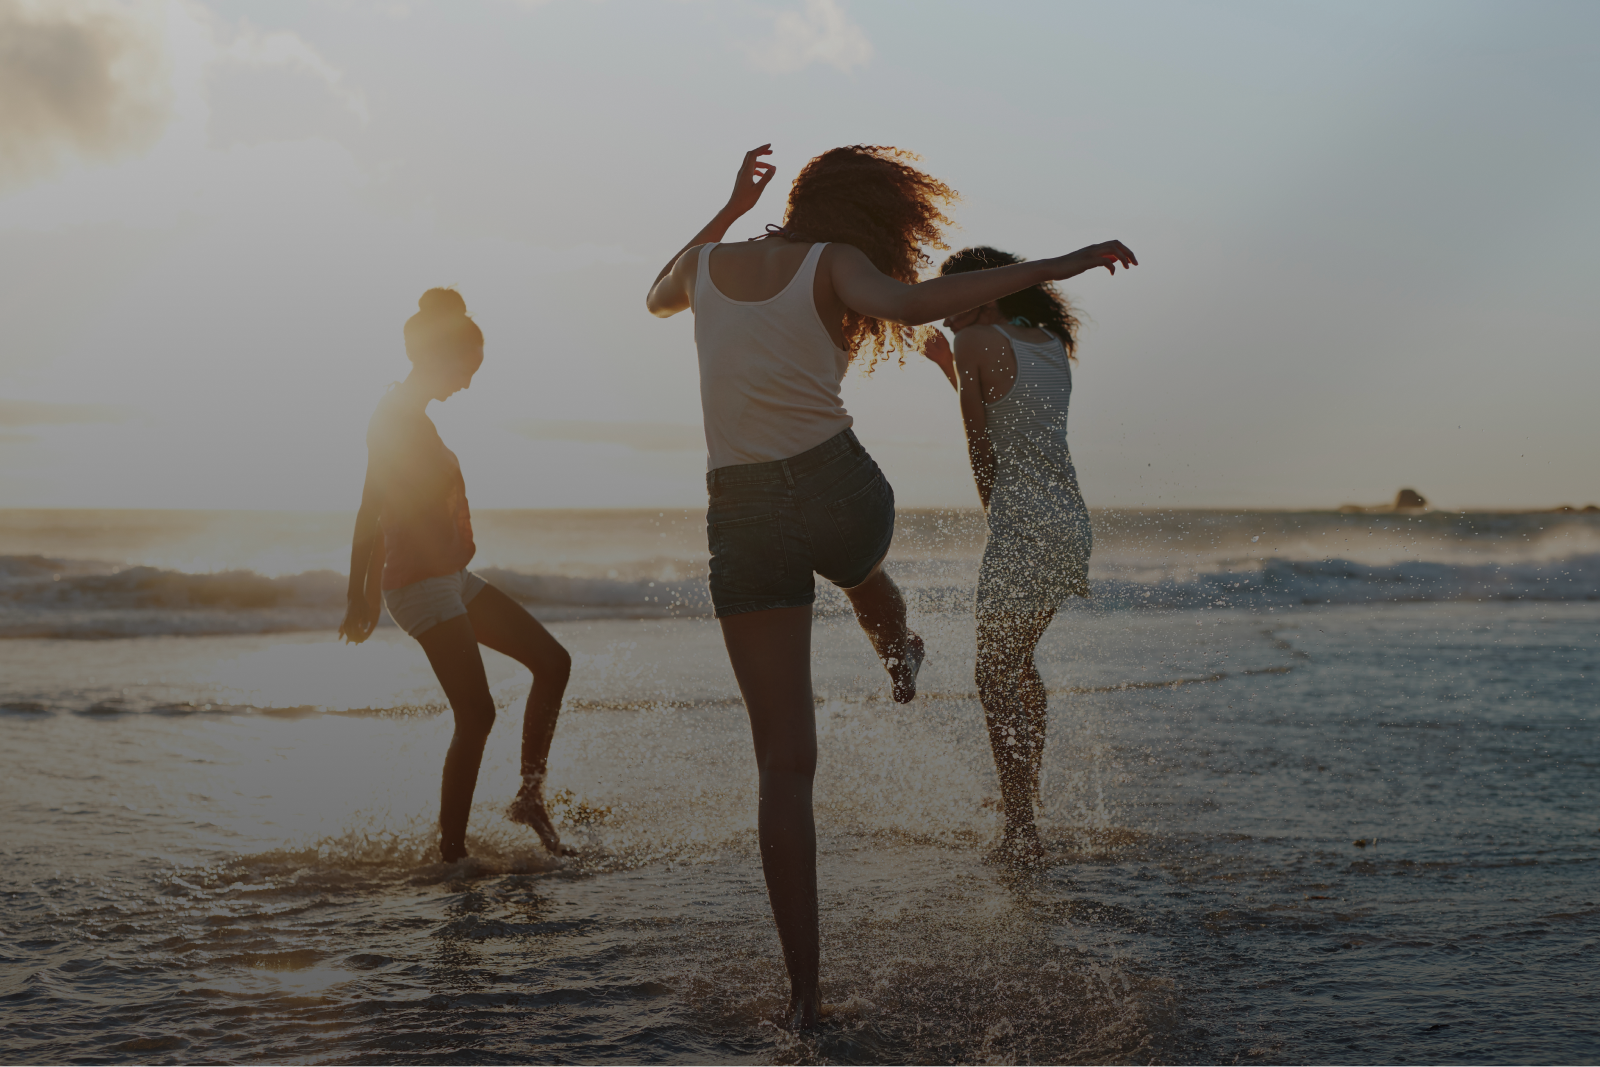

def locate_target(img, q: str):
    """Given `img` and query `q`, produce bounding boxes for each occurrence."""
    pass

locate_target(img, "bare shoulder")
[820,241,874,274]
[366,390,399,435]
[1009,325,1056,346]
[670,242,711,304]
[676,242,710,275]
[951,324,1012,362]
[366,390,419,448]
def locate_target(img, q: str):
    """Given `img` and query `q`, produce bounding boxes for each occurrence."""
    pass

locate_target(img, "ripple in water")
[2,591,1596,1061]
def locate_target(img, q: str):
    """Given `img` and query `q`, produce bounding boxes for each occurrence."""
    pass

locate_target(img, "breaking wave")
[2,550,1596,639]
[1086,553,1600,610]
[0,555,711,638]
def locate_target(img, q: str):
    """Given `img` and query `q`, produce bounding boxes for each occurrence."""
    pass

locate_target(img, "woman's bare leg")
[466,585,574,855]
[975,609,1056,864]
[842,563,923,702]
[720,605,821,1028]
[415,614,498,862]
[1019,657,1049,805]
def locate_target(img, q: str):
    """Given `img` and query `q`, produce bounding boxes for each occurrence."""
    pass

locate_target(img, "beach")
[1,508,1596,1063]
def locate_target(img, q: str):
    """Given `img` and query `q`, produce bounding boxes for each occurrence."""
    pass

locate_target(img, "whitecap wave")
[3,551,1595,638]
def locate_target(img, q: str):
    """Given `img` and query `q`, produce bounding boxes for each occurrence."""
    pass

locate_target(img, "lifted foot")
[507,774,577,857]
[889,633,925,704]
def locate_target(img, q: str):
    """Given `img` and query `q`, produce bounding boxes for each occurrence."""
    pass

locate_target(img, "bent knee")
[527,645,571,686]
[454,703,497,742]
[550,646,572,682]
[976,653,1028,684]
[976,660,1030,700]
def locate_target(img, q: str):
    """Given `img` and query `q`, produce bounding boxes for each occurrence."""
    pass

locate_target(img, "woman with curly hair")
[646,144,1135,1027]
[921,247,1125,868]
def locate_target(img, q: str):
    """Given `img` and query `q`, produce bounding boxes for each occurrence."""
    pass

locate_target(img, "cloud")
[749,0,871,73]
[503,0,869,74]
[513,420,703,452]
[0,0,171,189]
[205,21,368,148]
[0,398,127,427]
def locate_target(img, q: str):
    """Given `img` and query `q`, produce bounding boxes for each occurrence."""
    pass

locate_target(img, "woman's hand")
[921,329,960,391]
[339,596,379,645]
[1044,240,1139,279]
[725,143,776,219]
[646,143,778,316]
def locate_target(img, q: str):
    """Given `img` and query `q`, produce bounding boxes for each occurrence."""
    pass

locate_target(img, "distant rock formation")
[1394,488,1427,510]
[1340,488,1429,514]
[1336,493,1599,514]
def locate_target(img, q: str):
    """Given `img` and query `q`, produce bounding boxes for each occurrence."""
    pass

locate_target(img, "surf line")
[562,664,1300,715]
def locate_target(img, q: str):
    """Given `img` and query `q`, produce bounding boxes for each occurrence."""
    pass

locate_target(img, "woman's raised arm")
[646,144,778,318]
[829,241,1137,327]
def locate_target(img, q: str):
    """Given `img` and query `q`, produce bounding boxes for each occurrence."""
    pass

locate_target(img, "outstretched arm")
[339,462,385,644]
[646,144,778,318]
[830,241,1137,327]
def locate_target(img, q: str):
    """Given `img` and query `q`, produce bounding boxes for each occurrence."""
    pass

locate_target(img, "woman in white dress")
[922,245,1132,867]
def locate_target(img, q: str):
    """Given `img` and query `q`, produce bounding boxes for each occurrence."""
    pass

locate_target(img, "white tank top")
[692,242,853,470]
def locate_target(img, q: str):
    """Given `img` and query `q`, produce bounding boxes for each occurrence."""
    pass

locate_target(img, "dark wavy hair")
[939,247,1080,362]
[403,287,483,366]
[780,145,957,369]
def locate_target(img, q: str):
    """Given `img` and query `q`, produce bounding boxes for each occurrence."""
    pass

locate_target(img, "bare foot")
[888,632,924,704]
[440,838,469,863]
[985,823,1048,870]
[507,774,576,857]
[783,998,831,1031]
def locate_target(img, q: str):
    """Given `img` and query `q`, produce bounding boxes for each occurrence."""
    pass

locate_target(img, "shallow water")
[2,510,1597,1063]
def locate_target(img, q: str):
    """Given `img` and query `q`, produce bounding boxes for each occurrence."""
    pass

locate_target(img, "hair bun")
[417,287,467,318]
[404,287,483,365]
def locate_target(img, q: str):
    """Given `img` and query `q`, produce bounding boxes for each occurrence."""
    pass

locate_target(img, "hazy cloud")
[0,398,127,426]
[748,0,871,73]
[206,23,367,148]
[505,0,870,74]
[514,420,703,452]
[0,0,170,188]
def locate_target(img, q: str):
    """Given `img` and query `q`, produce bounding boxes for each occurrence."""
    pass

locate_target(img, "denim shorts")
[705,428,895,618]
[382,569,487,637]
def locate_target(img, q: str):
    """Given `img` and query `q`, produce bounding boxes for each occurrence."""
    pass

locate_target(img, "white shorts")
[382,569,488,637]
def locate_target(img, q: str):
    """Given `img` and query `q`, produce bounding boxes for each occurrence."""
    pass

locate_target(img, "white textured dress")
[975,327,1093,615]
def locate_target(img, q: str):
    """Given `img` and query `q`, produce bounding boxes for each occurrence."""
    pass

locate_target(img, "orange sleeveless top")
[366,391,476,590]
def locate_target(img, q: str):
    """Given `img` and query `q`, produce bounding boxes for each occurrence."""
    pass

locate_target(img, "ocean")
[1,507,1596,1064]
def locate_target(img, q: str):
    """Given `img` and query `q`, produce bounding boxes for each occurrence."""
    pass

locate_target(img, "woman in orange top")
[339,288,573,864]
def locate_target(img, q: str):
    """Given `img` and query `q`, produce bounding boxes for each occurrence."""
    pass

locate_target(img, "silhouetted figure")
[920,246,1111,868]
[645,144,1137,1027]
[340,289,573,864]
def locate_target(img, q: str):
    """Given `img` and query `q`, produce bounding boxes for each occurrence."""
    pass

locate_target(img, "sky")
[0,0,1596,512]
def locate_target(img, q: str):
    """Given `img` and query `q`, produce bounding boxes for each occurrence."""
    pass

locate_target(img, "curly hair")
[780,145,957,369]
[939,247,1080,362]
